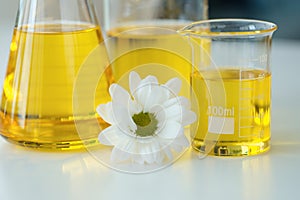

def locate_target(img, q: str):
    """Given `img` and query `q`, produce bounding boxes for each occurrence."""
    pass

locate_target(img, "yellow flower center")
[132,112,158,137]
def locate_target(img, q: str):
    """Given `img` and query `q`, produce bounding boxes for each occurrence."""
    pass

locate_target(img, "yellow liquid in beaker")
[107,25,198,96]
[192,69,271,156]
[0,24,111,150]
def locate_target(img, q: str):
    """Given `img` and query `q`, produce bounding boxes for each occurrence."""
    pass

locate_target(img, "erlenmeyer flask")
[0,0,111,150]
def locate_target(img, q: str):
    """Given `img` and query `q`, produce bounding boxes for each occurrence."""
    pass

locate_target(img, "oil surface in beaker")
[0,24,111,150]
[192,68,271,156]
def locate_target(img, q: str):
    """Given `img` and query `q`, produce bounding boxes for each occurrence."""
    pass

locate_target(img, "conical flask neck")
[16,0,98,29]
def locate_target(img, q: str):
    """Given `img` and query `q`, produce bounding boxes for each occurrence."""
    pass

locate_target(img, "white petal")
[111,147,131,163]
[109,84,131,107]
[164,104,183,122]
[163,147,173,160]
[129,71,141,96]
[111,103,137,133]
[164,77,182,96]
[163,96,190,110]
[132,75,158,101]
[131,139,164,164]
[144,85,169,112]
[155,137,172,159]
[116,137,137,154]
[179,97,191,109]
[154,151,165,164]
[182,110,197,126]
[135,83,152,108]
[96,102,114,124]
[140,75,158,85]
[139,143,155,164]
[162,97,195,125]
[170,135,190,152]
[150,105,166,128]
[128,100,143,116]
[98,125,124,146]
[158,121,182,139]
[132,154,144,165]
[151,139,163,154]
[164,106,197,126]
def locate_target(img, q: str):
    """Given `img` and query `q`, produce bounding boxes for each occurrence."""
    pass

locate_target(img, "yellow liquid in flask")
[192,69,271,156]
[0,24,111,150]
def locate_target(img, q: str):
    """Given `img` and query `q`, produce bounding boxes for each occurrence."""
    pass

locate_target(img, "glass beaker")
[0,0,111,150]
[180,19,277,156]
[97,0,208,97]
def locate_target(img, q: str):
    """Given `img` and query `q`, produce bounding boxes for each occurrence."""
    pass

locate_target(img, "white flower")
[97,71,197,165]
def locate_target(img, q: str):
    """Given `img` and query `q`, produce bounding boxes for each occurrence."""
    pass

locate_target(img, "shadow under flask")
[0,0,111,150]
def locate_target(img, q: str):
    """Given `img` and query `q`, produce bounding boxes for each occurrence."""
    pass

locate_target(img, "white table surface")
[1,16,300,200]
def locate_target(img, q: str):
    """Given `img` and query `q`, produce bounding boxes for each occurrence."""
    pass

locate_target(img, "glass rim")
[179,18,278,37]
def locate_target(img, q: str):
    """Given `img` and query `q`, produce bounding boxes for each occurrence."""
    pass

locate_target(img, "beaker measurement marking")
[240,116,253,119]
[240,97,252,100]
[207,106,234,117]
[240,107,252,111]
[238,74,255,137]
[250,58,259,62]
[260,54,268,64]
[241,87,253,91]
[249,54,268,64]
[254,94,265,100]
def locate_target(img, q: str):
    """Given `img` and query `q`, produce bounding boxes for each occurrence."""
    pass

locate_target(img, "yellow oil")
[192,69,271,156]
[107,25,202,97]
[0,24,111,150]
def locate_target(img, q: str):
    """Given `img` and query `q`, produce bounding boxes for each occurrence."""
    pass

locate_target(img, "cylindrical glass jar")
[181,19,277,156]
[97,0,208,98]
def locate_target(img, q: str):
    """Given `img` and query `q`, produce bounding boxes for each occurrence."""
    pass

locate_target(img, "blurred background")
[209,0,300,40]
[1,0,299,39]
